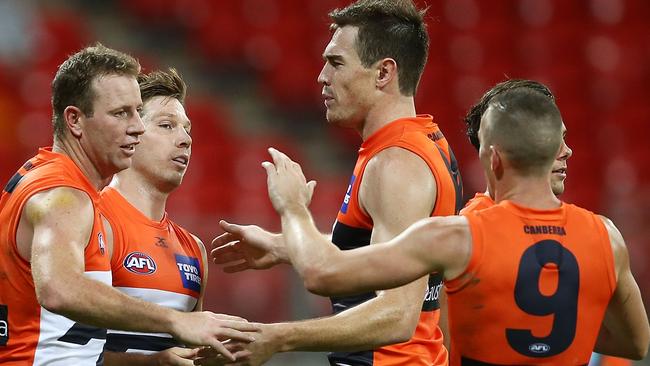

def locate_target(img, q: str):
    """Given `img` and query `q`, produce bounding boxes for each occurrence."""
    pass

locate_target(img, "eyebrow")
[323,54,344,62]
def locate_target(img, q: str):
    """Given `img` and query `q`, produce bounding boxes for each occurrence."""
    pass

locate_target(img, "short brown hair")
[138,68,187,105]
[464,79,555,151]
[51,43,140,138]
[329,0,428,96]
[483,88,562,176]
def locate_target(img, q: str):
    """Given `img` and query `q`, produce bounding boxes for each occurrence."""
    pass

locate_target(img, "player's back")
[448,200,616,365]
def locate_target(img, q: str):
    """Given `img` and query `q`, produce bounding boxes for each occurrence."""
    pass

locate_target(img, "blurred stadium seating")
[0,0,648,364]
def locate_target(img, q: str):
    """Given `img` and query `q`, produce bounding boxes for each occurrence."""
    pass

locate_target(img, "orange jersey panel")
[446,201,616,365]
[0,148,111,365]
[100,187,204,353]
[330,115,462,366]
[459,193,494,215]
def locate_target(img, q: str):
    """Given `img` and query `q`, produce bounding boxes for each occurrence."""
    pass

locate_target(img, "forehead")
[91,74,140,104]
[142,96,190,124]
[323,26,359,57]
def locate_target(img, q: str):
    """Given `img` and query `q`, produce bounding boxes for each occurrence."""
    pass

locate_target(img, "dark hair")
[464,79,554,151]
[51,43,140,138]
[329,0,428,96]
[483,88,562,176]
[138,68,187,105]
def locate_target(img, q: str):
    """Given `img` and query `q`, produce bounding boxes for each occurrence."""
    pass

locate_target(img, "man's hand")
[193,324,279,366]
[211,221,287,273]
[154,347,200,366]
[170,312,260,361]
[262,148,316,215]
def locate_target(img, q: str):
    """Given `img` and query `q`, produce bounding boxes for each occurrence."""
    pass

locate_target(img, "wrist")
[271,233,290,264]
[266,323,295,353]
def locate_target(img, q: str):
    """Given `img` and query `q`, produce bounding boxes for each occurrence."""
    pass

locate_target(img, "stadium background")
[0,0,647,364]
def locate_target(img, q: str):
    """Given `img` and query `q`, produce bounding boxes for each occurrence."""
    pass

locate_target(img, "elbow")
[631,337,649,360]
[302,265,336,296]
[35,279,72,314]
[372,309,418,346]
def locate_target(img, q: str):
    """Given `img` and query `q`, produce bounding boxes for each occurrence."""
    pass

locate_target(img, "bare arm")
[237,148,471,357]
[593,216,649,359]
[22,187,257,361]
[193,234,208,312]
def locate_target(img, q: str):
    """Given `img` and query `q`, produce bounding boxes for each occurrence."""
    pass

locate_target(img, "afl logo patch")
[124,252,157,275]
[528,343,550,354]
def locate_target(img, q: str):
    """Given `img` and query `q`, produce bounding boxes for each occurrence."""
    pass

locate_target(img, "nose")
[317,63,329,85]
[177,128,192,149]
[558,140,572,161]
[128,111,145,137]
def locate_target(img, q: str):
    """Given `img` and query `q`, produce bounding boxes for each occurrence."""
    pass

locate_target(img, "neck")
[359,94,416,141]
[494,174,561,209]
[52,137,110,190]
[109,170,169,222]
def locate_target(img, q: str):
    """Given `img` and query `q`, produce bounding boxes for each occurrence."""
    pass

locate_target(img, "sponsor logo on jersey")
[340,175,356,214]
[124,252,157,275]
[98,232,106,255]
[0,304,8,346]
[529,343,550,354]
[175,254,201,292]
[154,236,168,248]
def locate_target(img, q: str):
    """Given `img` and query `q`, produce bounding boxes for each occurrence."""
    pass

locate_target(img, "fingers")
[211,244,244,264]
[169,346,201,361]
[205,340,236,362]
[212,232,237,248]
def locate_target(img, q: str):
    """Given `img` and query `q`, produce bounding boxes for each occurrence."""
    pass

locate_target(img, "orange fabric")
[459,192,494,215]
[0,148,110,365]
[598,355,631,366]
[100,187,203,298]
[332,115,460,365]
[447,201,617,365]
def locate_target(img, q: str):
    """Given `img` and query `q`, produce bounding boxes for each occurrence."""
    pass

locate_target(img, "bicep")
[330,219,442,295]
[29,188,95,282]
[193,234,208,312]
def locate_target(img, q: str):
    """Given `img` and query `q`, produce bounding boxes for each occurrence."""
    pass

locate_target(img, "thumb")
[306,180,317,203]
[219,220,242,235]
[172,346,200,359]
[261,161,275,176]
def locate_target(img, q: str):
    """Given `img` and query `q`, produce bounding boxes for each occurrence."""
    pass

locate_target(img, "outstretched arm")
[263,147,472,296]
[593,216,649,360]
[23,187,258,361]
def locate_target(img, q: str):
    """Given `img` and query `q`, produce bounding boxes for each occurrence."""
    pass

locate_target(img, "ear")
[490,146,505,180]
[376,58,397,89]
[63,106,84,138]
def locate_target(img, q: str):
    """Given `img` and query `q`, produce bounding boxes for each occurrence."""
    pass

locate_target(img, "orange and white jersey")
[99,187,204,354]
[0,148,111,365]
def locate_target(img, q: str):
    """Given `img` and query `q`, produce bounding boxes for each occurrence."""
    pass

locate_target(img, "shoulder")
[361,146,436,216]
[25,186,93,224]
[597,215,626,254]
[363,146,434,189]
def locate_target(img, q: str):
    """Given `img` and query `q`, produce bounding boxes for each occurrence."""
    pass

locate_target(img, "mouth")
[120,142,139,155]
[552,167,567,177]
[172,155,189,167]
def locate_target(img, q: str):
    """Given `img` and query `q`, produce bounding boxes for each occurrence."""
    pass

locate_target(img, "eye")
[159,122,173,129]
[114,110,127,118]
[137,107,144,117]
